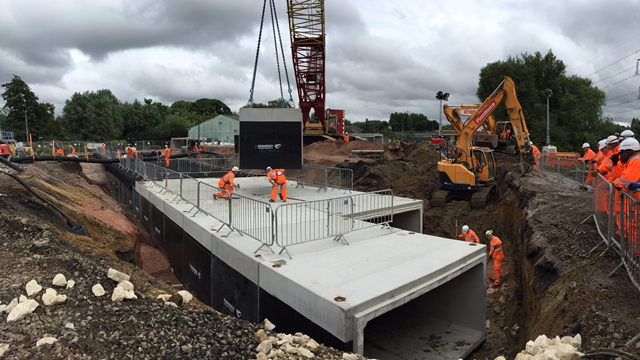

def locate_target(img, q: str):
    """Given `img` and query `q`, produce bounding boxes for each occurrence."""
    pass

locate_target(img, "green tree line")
[1,75,236,142]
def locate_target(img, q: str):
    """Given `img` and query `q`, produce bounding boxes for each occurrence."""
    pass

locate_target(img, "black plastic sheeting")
[164,218,184,282]
[211,255,259,323]
[151,206,165,252]
[181,233,212,306]
[131,190,141,220]
[141,197,152,235]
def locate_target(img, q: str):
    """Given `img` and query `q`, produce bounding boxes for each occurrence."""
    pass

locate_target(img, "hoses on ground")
[0,168,75,228]
[579,348,640,360]
[6,155,120,164]
[0,155,24,171]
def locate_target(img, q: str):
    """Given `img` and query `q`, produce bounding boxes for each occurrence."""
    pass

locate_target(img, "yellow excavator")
[443,103,531,155]
[432,76,534,208]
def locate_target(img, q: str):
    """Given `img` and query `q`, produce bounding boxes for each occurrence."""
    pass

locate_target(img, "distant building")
[188,114,239,142]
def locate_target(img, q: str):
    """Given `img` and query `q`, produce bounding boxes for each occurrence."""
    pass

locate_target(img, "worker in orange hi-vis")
[101,143,106,154]
[486,230,504,286]
[614,139,640,190]
[214,166,240,199]
[594,139,607,168]
[56,147,65,156]
[269,169,287,203]
[580,142,596,188]
[126,146,134,158]
[342,132,349,142]
[458,225,479,244]
[69,145,76,156]
[593,135,620,183]
[530,143,541,170]
[163,145,171,167]
[267,166,277,184]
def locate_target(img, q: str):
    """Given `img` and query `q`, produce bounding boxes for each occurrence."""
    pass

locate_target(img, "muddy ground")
[1,140,639,360]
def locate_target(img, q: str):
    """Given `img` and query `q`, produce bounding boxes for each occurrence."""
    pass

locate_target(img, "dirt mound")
[304,139,383,166]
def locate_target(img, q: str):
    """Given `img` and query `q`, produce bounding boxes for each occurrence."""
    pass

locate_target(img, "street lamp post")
[198,115,201,140]
[541,89,553,146]
[23,105,29,143]
[435,91,450,137]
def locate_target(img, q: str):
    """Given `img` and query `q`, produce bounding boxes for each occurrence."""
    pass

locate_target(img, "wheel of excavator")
[470,184,496,208]
[430,189,449,207]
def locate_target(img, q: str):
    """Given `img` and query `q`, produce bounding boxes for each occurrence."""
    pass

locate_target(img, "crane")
[287,0,344,137]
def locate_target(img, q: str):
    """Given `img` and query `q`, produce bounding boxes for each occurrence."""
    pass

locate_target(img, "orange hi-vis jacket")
[268,169,277,183]
[598,147,619,182]
[614,153,640,189]
[273,170,286,185]
[489,236,504,260]
[56,148,65,156]
[595,149,605,168]
[458,230,480,244]
[581,149,596,171]
[218,171,236,189]
[163,147,171,158]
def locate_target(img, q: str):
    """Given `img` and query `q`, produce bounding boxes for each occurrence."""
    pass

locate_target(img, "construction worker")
[486,230,504,286]
[458,225,480,244]
[594,139,607,168]
[530,143,541,170]
[270,169,287,202]
[101,143,106,154]
[56,147,65,156]
[191,143,199,152]
[69,145,76,156]
[126,146,134,158]
[342,132,349,142]
[163,145,171,167]
[267,166,276,184]
[620,129,636,140]
[580,143,596,187]
[593,135,620,182]
[614,138,640,190]
[214,166,240,199]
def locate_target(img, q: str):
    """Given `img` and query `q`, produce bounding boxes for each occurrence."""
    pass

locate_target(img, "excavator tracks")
[430,189,449,207]
[470,184,496,208]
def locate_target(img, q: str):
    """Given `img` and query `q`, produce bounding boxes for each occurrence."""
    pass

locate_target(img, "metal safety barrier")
[293,164,353,192]
[619,191,640,290]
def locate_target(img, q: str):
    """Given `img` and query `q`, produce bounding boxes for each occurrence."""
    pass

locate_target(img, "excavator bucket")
[510,154,534,179]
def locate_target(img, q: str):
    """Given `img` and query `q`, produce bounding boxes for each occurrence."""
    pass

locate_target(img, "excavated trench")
[423,171,571,359]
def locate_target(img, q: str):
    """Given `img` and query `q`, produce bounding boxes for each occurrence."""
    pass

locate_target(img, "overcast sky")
[1,0,640,126]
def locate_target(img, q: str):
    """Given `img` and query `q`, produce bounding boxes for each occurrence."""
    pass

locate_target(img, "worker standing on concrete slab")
[267,166,276,185]
[215,166,240,199]
[486,230,504,286]
[458,225,479,244]
[270,169,287,203]
[163,145,171,167]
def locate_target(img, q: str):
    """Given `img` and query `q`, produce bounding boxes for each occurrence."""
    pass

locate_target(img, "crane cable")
[248,0,294,108]
[248,0,268,107]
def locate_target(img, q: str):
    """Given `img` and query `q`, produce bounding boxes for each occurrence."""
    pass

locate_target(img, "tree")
[243,98,293,109]
[61,89,124,141]
[157,109,198,139]
[191,98,232,115]
[121,99,163,140]
[1,75,42,141]
[476,50,607,152]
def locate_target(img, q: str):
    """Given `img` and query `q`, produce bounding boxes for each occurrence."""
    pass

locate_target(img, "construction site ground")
[0,140,639,359]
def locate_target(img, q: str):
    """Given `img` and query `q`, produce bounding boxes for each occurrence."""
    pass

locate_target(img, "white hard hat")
[598,139,607,150]
[606,135,619,145]
[582,143,590,148]
[462,225,469,233]
[266,166,271,171]
[232,166,239,171]
[485,230,493,237]
[621,129,635,138]
[165,145,168,148]
[619,138,640,151]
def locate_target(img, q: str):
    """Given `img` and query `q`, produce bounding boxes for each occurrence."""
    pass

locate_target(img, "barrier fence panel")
[301,166,328,190]
[310,165,353,191]
[620,191,640,291]
[592,174,614,253]
[180,175,199,206]
[196,182,231,226]
[163,169,182,196]
[229,194,274,246]
[275,195,353,251]
[349,189,394,231]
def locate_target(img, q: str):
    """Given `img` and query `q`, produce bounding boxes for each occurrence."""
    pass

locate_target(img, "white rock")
[0,343,9,357]
[117,280,134,291]
[530,353,551,360]
[264,318,276,331]
[52,274,67,286]
[556,343,578,360]
[570,334,582,350]
[7,299,39,322]
[495,357,506,360]
[26,280,42,296]
[5,298,18,313]
[285,344,298,354]
[92,284,105,297]
[256,352,268,360]
[343,354,359,360]
[560,336,572,345]
[256,339,273,354]
[157,294,171,302]
[124,290,137,300]
[543,347,556,359]
[306,339,319,351]
[19,295,27,303]
[36,337,58,347]
[515,352,532,360]
[165,301,177,307]
[65,323,75,330]
[42,288,67,306]
[535,334,550,349]
[178,290,193,304]
[298,346,315,358]
[553,336,562,347]
[526,340,542,356]
[107,268,130,282]
[0,305,6,313]
[111,286,126,302]
[66,280,75,289]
